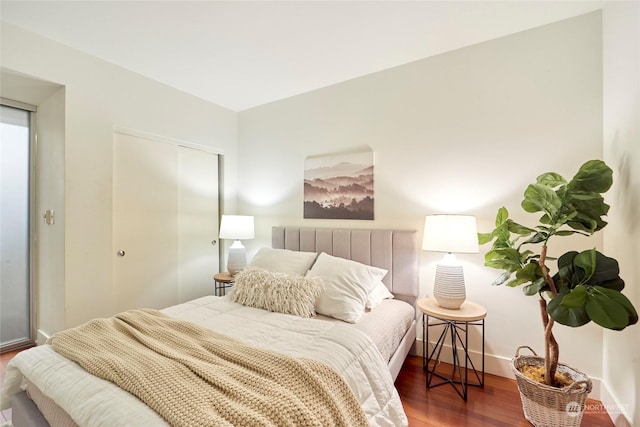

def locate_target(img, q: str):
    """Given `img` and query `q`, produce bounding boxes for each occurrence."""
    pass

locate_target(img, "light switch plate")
[44,209,55,225]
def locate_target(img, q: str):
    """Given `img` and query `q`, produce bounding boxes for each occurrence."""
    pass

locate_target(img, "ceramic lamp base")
[226,240,247,276]
[433,263,466,309]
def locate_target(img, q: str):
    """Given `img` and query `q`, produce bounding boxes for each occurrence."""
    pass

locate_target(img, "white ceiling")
[1,1,603,112]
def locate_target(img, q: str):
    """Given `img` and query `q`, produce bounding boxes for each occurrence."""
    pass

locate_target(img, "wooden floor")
[396,356,614,426]
[1,350,614,426]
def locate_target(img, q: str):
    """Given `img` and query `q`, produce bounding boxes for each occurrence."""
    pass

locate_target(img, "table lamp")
[219,215,255,275]
[422,214,479,309]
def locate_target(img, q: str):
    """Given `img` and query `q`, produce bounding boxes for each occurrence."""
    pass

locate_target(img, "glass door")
[0,101,36,352]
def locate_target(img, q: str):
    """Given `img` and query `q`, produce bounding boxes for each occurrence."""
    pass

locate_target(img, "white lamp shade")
[422,214,479,254]
[219,215,255,240]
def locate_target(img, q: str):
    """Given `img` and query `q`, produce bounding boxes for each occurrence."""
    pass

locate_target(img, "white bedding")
[1,296,408,427]
[317,298,415,363]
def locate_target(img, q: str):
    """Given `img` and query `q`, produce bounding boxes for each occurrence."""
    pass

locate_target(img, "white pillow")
[366,281,394,310]
[306,253,388,323]
[248,248,318,276]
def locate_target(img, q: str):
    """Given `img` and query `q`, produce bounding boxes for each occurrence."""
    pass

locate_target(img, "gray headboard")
[272,226,419,306]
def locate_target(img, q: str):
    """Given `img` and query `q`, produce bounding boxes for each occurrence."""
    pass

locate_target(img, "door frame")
[113,126,224,156]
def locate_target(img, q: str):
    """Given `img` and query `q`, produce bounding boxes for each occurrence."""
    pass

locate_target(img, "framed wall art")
[303,147,374,220]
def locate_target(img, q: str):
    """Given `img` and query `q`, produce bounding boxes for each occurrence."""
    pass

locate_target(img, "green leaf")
[536,172,567,188]
[555,230,579,236]
[597,278,625,292]
[523,278,547,296]
[560,285,588,308]
[566,196,610,233]
[567,215,598,234]
[521,184,562,217]
[477,232,493,245]
[488,247,521,263]
[484,258,520,271]
[522,232,547,245]
[591,286,637,319]
[496,207,509,226]
[569,192,603,201]
[586,252,622,287]
[607,289,639,326]
[507,277,530,287]
[539,214,552,225]
[552,212,578,230]
[574,249,597,279]
[548,287,591,327]
[585,287,636,330]
[507,220,535,236]
[494,224,511,243]
[516,262,542,282]
[557,251,578,265]
[519,250,535,263]
[491,271,512,286]
[568,160,613,193]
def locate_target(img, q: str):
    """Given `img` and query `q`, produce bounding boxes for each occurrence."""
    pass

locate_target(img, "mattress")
[3,296,410,427]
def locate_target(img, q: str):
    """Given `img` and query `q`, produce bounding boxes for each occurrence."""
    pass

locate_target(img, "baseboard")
[36,329,50,345]
[416,337,514,377]
[416,338,603,401]
[599,381,634,427]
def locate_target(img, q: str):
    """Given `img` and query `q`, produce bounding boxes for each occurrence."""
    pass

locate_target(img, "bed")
[1,226,419,427]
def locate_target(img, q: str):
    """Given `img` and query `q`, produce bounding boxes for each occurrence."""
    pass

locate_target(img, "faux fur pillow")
[229,267,323,318]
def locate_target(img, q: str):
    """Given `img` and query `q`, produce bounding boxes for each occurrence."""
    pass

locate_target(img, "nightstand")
[418,297,486,401]
[213,272,234,296]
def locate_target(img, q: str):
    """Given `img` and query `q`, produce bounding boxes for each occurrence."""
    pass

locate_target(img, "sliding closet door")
[113,132,219,312]
[0,102,35,352]
[177,146,220,302]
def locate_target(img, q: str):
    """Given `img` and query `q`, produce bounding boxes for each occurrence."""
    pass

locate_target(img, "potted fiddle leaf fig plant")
[478,159,637,426]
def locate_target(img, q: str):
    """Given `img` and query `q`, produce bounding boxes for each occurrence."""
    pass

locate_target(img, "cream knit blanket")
[48,309,368,427]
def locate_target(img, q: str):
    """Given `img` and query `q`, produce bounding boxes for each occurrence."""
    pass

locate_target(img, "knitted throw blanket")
[48,309,368,427]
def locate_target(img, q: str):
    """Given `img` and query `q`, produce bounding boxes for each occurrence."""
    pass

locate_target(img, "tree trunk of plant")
[539,298,559,386]
[538,245,559,386]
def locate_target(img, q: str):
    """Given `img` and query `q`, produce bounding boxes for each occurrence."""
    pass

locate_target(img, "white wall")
[1,22,238,333]
[36,87,66,338]
[239,11,606,384]
[602,3,640,426]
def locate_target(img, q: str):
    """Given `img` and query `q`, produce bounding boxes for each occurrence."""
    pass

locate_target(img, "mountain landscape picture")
[304,149,374,220]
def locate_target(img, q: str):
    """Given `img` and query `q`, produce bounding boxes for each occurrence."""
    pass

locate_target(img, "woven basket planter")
[511,346,592,427]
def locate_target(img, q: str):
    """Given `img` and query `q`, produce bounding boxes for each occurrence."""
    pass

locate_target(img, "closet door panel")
[113,132,180,311]
[178,146,219,303]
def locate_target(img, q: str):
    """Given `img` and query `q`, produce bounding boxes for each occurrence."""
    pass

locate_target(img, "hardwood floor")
[395,356,614,426]
[0,350,614,426]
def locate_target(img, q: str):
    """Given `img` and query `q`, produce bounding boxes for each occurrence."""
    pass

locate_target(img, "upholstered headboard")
[272,226,419,306]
